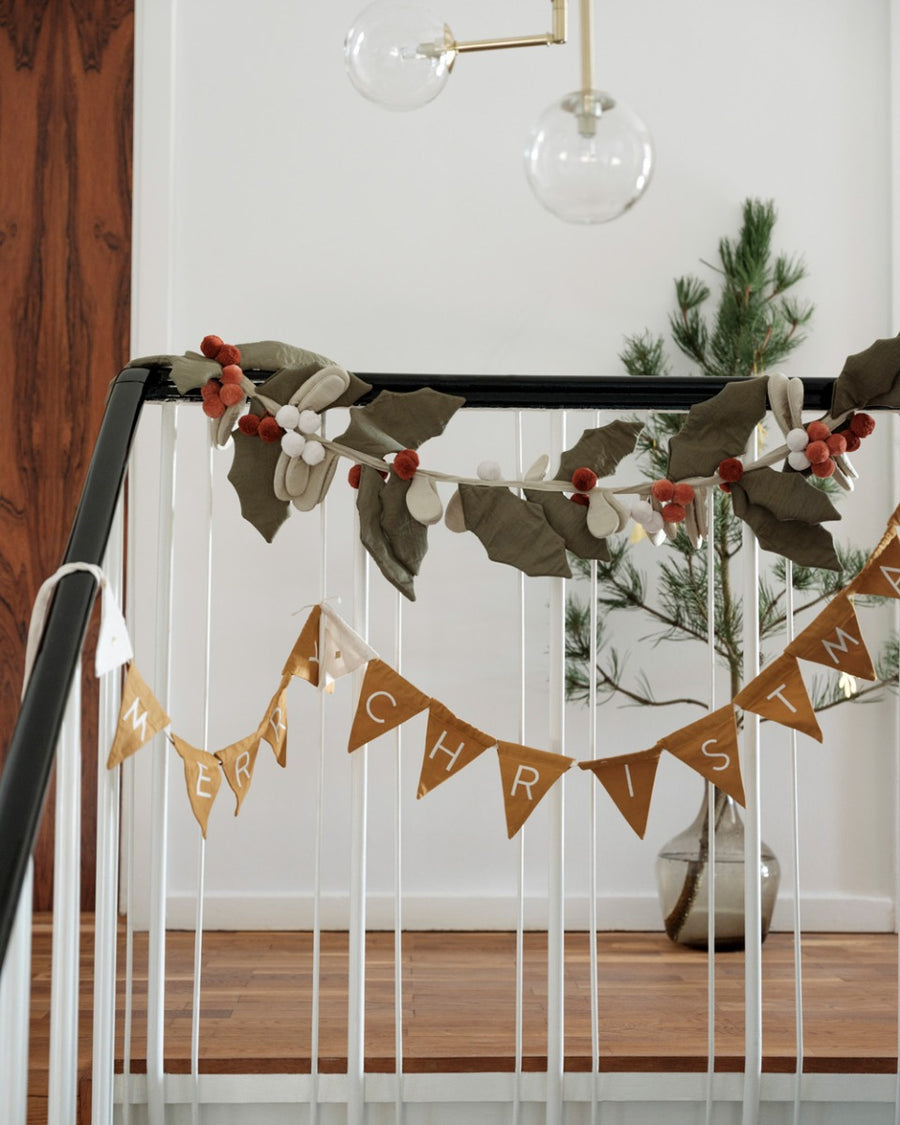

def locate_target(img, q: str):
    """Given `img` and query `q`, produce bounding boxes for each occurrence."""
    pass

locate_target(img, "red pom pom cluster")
[199,336,246,420]
[650,480,694,521]
[238,411,283,442]
[571,466,598,493]
[718,457,744,483]
[790,413,874,479]
[392,449,420,480]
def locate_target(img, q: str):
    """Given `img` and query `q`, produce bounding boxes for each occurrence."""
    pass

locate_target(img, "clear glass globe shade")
[524,92,654,224]
[345,1,453,111]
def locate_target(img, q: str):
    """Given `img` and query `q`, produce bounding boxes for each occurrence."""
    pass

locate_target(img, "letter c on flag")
[366,691,398,724]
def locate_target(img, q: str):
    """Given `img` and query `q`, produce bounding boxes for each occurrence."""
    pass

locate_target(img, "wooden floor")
[27,918,899,1121]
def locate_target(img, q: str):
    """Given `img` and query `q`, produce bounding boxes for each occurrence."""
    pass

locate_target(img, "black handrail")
[0,363,850,969]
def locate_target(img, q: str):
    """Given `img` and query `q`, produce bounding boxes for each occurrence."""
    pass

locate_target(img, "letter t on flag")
[579,748,662,839]
[734,653,822,742]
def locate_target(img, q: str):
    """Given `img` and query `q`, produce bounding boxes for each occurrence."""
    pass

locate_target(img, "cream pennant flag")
[215,732,261,815]
[417,701,497,798]
[258,677,289,767]
[849,532,900,600]
[106,662,170,768]
[496,742,575,839]
[785,592,876,680]
[320,603,378,688]
[578,748,662,839]
[347,659,430,752]
[282,605,329,689]
[658,705,745,806]
[171,735,222,838]
[734,653,823,743]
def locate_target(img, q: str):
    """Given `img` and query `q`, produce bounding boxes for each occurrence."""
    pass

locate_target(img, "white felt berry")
[301,440,326,465]
[477,459,502,481]
[298,409,320,435]
[788,450,811,471]
[275,404,301,431]
[644,510,665,535]
[630,499,653,525]
[786,427,809,452]
[281,431,306,458]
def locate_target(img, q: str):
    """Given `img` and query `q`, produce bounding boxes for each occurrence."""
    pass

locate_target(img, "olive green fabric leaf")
[830,336,900,417]
[337,388,465,459]
[235,341,334,373]
[667,377,768,481]
[128,353,221,394]
[255,363,371,411]
[226,431,290,543]
[459,485,571,578]
[730,468,841,570]
[523,491,612,562]
[356,468,425,601]
[556,420,644,482]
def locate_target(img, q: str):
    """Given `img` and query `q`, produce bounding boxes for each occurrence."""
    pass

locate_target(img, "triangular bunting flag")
[417,701,496,798]
[171,735,222,838]
[215,732,261,815]
[785,592,876,680]
[578,748,662,839]
[258,677,289,767]
[320,603,378,688]
[658,705,745,806]
[496,742,575,839]
[347,660,430,752]
[106,662,170,768]
[734,653,823,743]
[282,605,328,688]
[850,533,900,599]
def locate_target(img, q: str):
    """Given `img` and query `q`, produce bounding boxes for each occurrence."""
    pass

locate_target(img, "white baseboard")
[155,891,895,932]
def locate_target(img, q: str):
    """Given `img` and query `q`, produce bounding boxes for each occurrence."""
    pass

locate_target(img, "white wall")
[128,0,899,930]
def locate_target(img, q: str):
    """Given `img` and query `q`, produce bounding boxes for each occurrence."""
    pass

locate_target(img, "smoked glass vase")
[655,787,780,951]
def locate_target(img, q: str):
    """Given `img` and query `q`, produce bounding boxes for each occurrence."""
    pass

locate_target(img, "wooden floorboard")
[27,918,899,1121]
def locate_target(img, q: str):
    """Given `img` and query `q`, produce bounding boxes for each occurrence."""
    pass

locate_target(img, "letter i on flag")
[734,653,823,743]
[786,592,876,680]
[347,660,430,752]
[658,705,745,806]
[579,748,662,839]
[171,735,222,838]
[496,742,575,839]
[417,701,496,798]
[106,662,170,768]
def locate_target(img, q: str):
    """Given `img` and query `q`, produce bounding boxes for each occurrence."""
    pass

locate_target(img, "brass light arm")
[452,0,567,54]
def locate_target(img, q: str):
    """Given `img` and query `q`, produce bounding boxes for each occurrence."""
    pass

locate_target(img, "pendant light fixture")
[343,0,653,223]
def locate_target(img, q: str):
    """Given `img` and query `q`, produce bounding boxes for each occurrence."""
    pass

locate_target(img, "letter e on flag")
[171,735,221,838]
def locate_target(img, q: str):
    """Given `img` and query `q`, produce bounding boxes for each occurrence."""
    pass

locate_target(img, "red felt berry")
[238,413,260,436]
[200,334,223,359]
[258,415,283,443]
[393,449,420,480]
[348,464,362,489]
[220,383,244,407]
[650,479,674,502]
[849,412,876,438]
[216,343,242,367]
[570,493,590,506]
[811,458,835,479]
[826,433,847,455]
[719,482,733,493]
[805,440,830,465]
[672,482,695,504]
[843,430,861,452]
[571,467,598,492]
[806,420,831,442]
[220,363,243,385]
[717,457,744,483]
[662,502,686,523]
[202,397,225,419]
[200,378,221,400]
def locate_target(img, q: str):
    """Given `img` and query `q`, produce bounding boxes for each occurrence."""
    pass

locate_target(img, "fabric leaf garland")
[667,376,769,480]
[730,467,841,570]
[459,485,571,577]
[829,337,900,417]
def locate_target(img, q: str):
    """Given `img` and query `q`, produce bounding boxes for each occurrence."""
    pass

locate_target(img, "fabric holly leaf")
[336,388,465,459]
[357,468,428,601]
[226,431,290,543]
[830,336,900,417]
[127,353,221,394]
[459,485,571,578]
[730,467,841,570]
[667,377,768,480]
[556,420,644,482]
[234,341,334,374]
[523,492,612,562]
[255,362,371,411]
